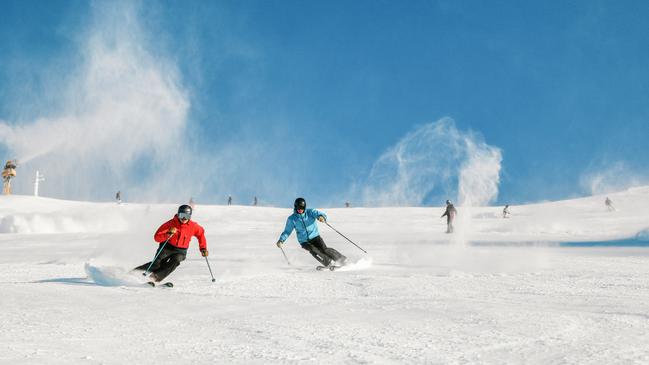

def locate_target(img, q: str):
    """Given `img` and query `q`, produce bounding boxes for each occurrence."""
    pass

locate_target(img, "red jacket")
[154,215,207,250]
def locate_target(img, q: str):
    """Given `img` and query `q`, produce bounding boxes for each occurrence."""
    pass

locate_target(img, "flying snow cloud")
[0,3,193,201]
[580,161,649,195]
[360,118,502,207]
[457,137,502,207]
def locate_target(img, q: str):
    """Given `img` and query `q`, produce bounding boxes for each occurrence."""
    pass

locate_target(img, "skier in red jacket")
[134,205,208,282]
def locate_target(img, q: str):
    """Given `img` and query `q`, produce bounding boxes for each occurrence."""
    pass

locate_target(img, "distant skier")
[228,196,232,206]
[115,191,121,204]
[441,200,457,233]
[253,196,258,206]
[503,204,511,218]
[605,197,615,211]
[134,205,208,284]
[345,201,350,208]
[276,197,346,269]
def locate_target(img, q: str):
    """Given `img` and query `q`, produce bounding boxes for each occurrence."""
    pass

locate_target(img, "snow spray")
[0,2,189,199]
[359,117,501,245]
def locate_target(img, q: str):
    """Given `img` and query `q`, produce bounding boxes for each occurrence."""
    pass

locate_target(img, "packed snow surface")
[2,187,649,364]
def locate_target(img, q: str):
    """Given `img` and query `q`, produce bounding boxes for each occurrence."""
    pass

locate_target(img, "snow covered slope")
[2,187,649,364]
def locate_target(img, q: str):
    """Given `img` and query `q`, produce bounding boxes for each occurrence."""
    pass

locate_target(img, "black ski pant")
[446,217,454,233]
[446,213,455,233]
[134,243,187,281]
[301,235,346,266]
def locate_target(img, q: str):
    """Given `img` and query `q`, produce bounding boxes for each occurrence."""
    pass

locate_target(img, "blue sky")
[0,0,648,207]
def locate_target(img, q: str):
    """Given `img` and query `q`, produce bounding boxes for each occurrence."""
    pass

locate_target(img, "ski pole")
[143,232,175,277]
[279,246,291,265]
[204,255,216,282]
[324,221,367,253]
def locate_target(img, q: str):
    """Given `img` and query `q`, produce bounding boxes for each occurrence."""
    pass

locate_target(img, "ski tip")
[146,281,155,287]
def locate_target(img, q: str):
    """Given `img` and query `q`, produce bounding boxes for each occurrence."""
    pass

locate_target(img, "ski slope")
[2,187,649,364]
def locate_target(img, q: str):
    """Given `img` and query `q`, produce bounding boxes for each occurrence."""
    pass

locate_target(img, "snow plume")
[457,139,502,207]
[0,2,191,201]
[580,161,649,196]
[361,118,502,208]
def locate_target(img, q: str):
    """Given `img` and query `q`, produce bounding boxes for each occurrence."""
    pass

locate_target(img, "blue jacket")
[279,208,327,244]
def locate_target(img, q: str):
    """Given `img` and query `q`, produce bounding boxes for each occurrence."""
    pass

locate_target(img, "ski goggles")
[178,212,191,221]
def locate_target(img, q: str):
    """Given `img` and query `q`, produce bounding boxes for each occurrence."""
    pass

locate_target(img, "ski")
[316,265,343,271]
[146,281,173,287]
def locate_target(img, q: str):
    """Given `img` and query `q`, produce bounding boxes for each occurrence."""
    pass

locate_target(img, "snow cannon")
[2,160,16,178]
[2,160,17,195]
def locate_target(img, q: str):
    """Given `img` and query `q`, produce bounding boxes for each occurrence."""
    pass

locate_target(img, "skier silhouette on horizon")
[441,200,457,233]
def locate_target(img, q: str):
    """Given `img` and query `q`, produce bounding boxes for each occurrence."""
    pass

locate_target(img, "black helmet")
[177,204,192,220]
[294,197,306,211]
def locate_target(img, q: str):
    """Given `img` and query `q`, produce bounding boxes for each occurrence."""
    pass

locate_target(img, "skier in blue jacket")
[276,197,346,267]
